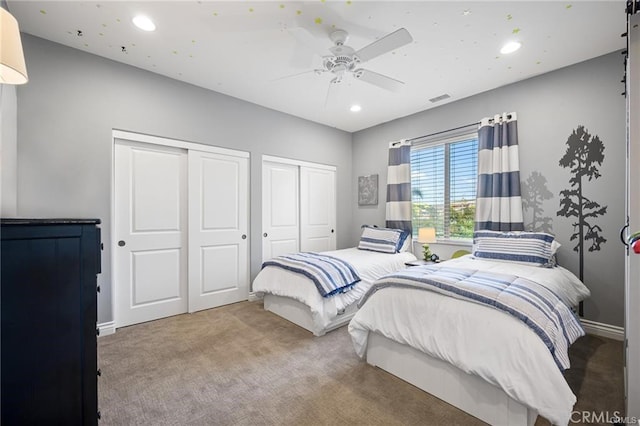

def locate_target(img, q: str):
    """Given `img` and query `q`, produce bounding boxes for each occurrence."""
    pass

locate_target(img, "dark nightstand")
[405,259,436,267]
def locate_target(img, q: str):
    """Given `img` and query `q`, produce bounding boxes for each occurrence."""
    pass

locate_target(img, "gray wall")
[1,84,18,216]
[352,51,626,327]
[15,35,353,324]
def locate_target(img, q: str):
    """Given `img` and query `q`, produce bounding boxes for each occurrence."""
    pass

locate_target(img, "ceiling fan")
[288,27,413,92]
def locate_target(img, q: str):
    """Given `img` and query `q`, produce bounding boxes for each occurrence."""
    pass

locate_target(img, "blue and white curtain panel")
[386,139,412,233]
[475,112,525,231]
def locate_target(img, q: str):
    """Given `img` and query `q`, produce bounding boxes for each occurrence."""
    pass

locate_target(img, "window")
[411,133,478,241]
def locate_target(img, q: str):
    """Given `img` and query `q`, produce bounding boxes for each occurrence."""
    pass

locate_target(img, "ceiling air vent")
[429,94,451,103]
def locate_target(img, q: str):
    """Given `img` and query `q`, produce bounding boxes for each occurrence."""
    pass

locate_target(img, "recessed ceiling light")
[500,41,521,54]
[350,104,362,112]
[133,15,156,32]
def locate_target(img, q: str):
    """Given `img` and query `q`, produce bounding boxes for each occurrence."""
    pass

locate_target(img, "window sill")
[432,239,473,247]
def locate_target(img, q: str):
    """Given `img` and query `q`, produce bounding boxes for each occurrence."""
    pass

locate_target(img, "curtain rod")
[402,121,479,144]
[393,113,515,146]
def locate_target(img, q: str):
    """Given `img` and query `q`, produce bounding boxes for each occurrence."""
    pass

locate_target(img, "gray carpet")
[98,301,624,425]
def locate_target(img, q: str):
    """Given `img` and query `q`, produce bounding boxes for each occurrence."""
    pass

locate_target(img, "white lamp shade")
[1,8,28,85]
[418,227,436,244]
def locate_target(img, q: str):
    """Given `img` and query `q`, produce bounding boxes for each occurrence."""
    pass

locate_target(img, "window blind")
[411,134,478,240]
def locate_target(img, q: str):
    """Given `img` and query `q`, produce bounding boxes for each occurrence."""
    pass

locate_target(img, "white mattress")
[348,256,590,426]
[252,248,417,325]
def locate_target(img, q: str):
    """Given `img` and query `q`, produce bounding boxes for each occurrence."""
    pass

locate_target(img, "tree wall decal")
[521,171,554,233]
[557,125,608,284]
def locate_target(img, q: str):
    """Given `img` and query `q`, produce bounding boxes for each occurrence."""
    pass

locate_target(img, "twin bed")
[252,246,417,336]
[253,229,590,425]
[349,254,589,425]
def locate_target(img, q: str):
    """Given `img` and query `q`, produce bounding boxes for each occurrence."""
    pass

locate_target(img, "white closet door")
[188,150,249,313]
[300,166,336,252]
[114,140,188,327]
[262,161,299,261]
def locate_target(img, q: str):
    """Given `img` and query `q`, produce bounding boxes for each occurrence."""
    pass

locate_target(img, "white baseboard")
[97,321,116,337]
[96,295,264,335]
[581,319,624,341]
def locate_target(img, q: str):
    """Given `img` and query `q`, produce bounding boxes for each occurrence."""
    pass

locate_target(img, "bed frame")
[263,294,358,336]
[366,332,538,426]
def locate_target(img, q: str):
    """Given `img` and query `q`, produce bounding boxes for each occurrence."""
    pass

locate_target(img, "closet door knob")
[263,233,268,238]
[118,240,126,247]
[241,234,247,240]
[331,229,335,233]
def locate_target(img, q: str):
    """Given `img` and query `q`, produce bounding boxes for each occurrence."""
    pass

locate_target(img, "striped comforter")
[359,265,584,370]
[262,252,361,298]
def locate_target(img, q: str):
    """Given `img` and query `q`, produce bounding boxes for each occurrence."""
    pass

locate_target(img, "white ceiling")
[8,1,626,132]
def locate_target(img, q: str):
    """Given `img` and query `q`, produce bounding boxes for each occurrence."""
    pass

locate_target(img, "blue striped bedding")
[359,265,584,370]
[473,230,556,266]
[262,252,361,298]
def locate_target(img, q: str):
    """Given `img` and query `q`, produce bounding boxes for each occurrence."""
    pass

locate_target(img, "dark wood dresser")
[1,218,101,425]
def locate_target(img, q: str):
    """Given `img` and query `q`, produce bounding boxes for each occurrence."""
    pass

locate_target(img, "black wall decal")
[557,125,608,282]
[521,171,554,233]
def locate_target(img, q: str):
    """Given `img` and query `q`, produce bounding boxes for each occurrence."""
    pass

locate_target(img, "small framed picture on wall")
[358,174,378,206]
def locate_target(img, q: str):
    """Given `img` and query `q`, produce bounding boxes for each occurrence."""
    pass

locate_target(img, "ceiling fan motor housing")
[323,55,356,73]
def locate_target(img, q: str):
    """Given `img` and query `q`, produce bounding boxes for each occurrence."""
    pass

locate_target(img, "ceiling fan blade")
[270,69,323,82]
[323,82,335,109]
[288,27,330,57]
[354,28,413,63]
[354,69,404,92]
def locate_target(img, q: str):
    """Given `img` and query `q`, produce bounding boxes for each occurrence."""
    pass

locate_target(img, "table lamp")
[418,227,437,261]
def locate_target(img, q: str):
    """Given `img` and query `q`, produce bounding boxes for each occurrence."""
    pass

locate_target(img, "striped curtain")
[475,112,524,231]
[386,139,412,233]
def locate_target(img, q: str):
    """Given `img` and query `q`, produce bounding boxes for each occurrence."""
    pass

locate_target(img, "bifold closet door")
[300,167,336,252]
[188,150,249,313]
[262,161,300,261]
[114,140,188,328]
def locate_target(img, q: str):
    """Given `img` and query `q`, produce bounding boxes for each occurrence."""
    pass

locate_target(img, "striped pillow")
[358,226,403,254]
[473,231,556,266]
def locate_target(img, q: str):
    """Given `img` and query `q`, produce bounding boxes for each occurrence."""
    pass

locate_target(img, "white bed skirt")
[366,332,538,426]
[263,294,358,336]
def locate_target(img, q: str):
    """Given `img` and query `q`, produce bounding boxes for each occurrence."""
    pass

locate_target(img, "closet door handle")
[263,233,268,238]
[241,234,247,240]
[331,229,335,233]
[118,240,126,247]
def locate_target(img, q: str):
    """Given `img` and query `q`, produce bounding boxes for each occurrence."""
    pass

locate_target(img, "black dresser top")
[1,218,101,225]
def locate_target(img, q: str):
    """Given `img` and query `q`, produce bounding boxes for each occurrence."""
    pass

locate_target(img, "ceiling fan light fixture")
[133,15,156,32]
[350,105,362,112]
[500,41,521,55]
